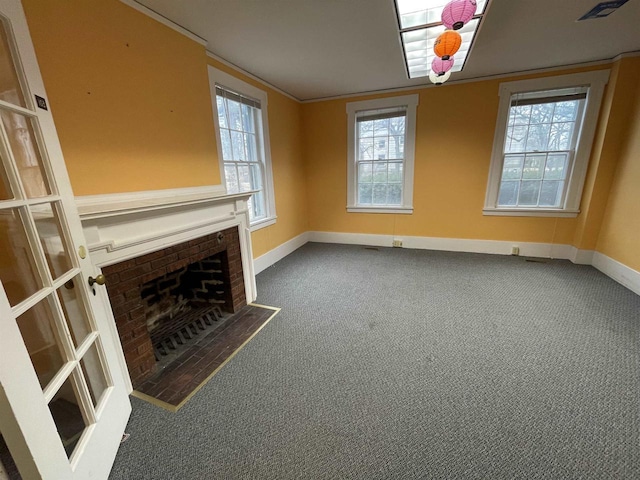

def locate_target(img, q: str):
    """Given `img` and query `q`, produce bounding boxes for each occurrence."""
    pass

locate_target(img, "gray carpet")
[109,243,640,479]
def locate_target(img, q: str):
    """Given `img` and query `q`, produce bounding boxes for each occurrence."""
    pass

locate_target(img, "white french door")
[0,0,131,478]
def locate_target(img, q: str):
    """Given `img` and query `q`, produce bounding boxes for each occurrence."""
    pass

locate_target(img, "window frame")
[346,94,418,214]
[208,66,276,231]
[484,70,610,218]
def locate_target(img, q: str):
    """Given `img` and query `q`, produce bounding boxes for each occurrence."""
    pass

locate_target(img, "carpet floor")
[109,243,640,479]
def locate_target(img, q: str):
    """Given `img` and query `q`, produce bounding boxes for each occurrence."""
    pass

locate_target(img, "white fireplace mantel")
[75,185,257,304]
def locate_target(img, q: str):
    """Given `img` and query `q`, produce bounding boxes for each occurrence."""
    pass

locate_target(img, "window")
[208,66,276,229]
[484,71,609,217]
[347,95,418,214]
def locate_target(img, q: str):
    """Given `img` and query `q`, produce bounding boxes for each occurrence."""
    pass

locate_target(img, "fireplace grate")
[152,305,227,366]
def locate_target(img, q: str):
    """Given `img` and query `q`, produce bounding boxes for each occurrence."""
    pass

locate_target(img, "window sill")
[347,206,413,215]
[249,216,277,232]
[483,208,579,218]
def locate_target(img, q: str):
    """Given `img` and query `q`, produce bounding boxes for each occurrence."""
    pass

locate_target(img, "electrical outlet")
[511,246,520,256]
[393,239,403,247]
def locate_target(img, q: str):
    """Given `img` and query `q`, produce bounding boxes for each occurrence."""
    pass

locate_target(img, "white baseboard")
[309,231,394,248]
[568,246,595,265]
[308,231,581,260]
[592,252,640,296]
[253,232,310,274]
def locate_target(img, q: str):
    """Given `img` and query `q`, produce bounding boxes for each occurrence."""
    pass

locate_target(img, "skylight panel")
[395,1,489,79]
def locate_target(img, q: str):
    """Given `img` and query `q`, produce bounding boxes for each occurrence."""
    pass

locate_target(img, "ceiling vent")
[578,0,630,20]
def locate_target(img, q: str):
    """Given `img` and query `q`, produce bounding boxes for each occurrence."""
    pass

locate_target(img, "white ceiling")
[133,0,640,101]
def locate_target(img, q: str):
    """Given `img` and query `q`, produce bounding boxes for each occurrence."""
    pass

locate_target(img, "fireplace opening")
[103,226,247,387]
[141,253,232,366]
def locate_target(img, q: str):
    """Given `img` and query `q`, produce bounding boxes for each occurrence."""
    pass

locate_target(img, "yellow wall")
[595,59,640,271]
[22,0,220,194]
[302,67,627,246]
[22,0,308,259]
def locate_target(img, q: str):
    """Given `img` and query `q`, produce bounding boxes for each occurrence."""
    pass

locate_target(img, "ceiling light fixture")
[395,0,490,81]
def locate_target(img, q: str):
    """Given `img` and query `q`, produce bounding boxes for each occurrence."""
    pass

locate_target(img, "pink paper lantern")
[441,0,477,30]
[431,56,455,76]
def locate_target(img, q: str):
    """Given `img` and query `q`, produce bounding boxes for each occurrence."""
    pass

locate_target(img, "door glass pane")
[0,20,26,108]
[80,342,110,409]
[0,207,41,306]
[0,160,13,200]
[0,111,50,198]
[16,298,66,390]
[49,373,89,458]
[57,277,93,348]
[31,202,73,280]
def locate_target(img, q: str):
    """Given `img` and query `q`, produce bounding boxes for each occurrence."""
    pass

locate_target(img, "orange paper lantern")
[434,30,462,60]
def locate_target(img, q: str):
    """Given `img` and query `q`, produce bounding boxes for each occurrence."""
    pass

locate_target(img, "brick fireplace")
[102,227,245,387]
[76,188,257,391]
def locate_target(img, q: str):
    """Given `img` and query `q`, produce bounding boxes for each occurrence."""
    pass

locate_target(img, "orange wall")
[22,0,220,194]
[596,59,640,271]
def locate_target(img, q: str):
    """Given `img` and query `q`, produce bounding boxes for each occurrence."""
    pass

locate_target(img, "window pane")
[0,21,27,108]
[57,278,93,348]
[372,184,388,205]
[245,133,257,162]
[0,160,13,200]
[219,129,233,161]
[224,164,239,193]
[215,96,227,128]
[539,180,563,207]
[530,102,554,124]
[505,125,527,153]
[251,191,266,220]
[249,163,262,190]
[545,154,568,180]
[1,111,51,198]
[548,122,574,151]
[237,164,251,191]
[241,104,255,133]
[553,101,578,122]
[230,131,245,161]
[388,184,402,205]
[0,207,41,305]
[508,105,531,126]
[525,124,551,151]
[358,183,372,205]
[522,154,545,179]
[359,120,374,138]
[49,373,89,458]
[359,138,373,160]
[358,162,372,183]
[373,162,387,183]
[17,298,66,390]
[227,99,242,130]
[388,162,403,183]
[31,202,73,281]
[373,118,389,136]
[518,181,541,205]
[389,116,405,134]
[80,342,109,409]
[498,181,519,206]
[374,137,388,160]
[388,136,404,159]
[502,155,524,180]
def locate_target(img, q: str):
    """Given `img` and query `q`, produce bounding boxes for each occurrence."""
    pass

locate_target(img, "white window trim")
[346,94,418,214]
[207,66,277,231]
[484,70,610,217]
